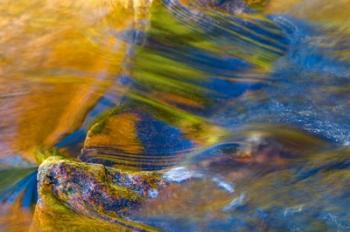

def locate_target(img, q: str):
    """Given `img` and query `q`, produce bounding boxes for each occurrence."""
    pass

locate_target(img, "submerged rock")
[33,130,349,231]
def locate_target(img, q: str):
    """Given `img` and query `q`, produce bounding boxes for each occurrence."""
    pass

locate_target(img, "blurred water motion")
[0,0,151,161]
[1,0,350,231]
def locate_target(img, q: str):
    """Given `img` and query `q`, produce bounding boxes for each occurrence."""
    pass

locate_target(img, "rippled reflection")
[1,0,350,231]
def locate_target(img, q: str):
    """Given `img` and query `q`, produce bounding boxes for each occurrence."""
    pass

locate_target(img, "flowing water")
[0,0,350,231]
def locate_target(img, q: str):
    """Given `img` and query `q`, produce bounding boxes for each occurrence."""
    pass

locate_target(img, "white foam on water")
[163,166,201,183]
[148,189,159,198]
[223,193,246,212]
[212,177,235,193]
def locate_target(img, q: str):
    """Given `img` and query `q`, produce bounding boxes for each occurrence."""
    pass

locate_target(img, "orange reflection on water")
[0,0,152,161]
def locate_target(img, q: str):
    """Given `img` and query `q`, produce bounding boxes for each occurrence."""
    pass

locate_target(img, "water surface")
[1,0,350,231]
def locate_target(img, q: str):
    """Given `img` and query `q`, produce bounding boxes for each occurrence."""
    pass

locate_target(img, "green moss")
[35,147,65,164]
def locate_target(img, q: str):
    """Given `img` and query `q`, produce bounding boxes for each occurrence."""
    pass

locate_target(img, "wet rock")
[36,156,164,231]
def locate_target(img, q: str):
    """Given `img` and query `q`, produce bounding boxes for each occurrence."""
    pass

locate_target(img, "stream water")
[0,0,350,231]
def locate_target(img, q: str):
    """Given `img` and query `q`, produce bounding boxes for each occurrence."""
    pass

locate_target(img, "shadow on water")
[1,0,350,231]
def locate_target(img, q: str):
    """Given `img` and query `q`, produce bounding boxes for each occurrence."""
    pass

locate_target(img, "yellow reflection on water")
[0,201,33,232]
[266,0,350,30]
[0,0,151,161]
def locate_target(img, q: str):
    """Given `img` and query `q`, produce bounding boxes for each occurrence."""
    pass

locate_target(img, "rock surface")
[35,156,164,231]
